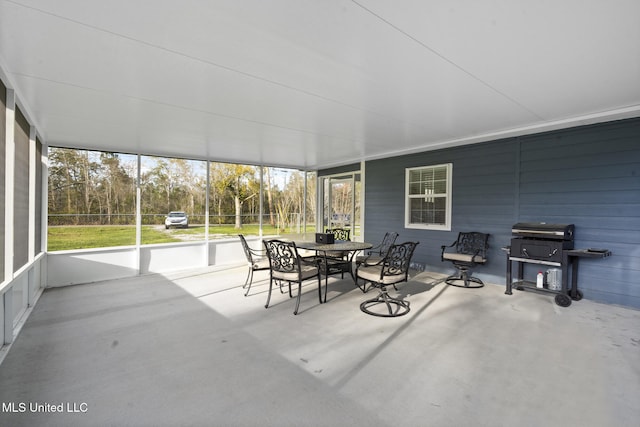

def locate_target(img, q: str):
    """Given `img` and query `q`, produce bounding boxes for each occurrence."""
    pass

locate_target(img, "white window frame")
[405,163,452,231]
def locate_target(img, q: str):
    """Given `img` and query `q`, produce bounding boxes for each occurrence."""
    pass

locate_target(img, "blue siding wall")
[364,118,640,308]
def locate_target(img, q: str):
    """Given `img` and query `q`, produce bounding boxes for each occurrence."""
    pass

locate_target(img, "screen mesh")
[13,107,30,271]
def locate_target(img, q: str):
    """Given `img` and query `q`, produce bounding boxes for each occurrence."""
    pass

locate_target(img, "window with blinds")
[405,163,452,230]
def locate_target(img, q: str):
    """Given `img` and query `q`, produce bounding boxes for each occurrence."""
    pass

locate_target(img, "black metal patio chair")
[263,239,322,315]
[325,227,351,257]
[355,231,399,267]
[441,232,489,288]
[357,241,419,317]
[238,234,271,296]
[325,227,350,242]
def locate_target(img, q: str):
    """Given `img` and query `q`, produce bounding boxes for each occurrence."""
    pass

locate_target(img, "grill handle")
[522,247,559,259]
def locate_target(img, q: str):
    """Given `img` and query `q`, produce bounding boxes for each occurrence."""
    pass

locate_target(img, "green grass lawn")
[47,226,181,251]
[47,224,314,251]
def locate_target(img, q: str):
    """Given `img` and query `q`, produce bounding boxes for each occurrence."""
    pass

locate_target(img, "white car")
[165,211,188,229]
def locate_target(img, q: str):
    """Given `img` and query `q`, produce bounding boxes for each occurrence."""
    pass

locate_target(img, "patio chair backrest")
[325,228,350,241]
[377,232,399,256]
[454,232,489,258]
[382,241,419,278]
[263,239,301,274]
[238,234,255,263]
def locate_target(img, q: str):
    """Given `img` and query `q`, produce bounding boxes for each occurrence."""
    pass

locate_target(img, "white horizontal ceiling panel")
[358,0,640,119]
[12,72,363,168]
[1,0,638,169]
[12,76,305,166]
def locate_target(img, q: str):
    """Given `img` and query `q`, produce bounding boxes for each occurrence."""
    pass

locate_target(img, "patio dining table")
[295,240,373,299]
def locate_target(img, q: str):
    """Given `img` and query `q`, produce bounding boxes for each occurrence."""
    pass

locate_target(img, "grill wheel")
[569,289,584,301]
[554,294,572,307]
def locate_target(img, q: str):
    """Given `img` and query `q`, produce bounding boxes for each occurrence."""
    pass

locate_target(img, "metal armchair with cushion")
[325,227,350,242]
[441,232,489,288]
[323,227,351,273]
[355,231,399,267]
[325,227,351,258]
[263,239,322,315]
[239,234,270,296]
[357,241,419,317]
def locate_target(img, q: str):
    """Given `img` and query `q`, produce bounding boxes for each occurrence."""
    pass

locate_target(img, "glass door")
[320,172,361,239]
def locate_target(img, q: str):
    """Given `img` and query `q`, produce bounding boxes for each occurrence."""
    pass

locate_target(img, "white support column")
[259,166,264,238]
[315,176,323,232]
[28,126,36,262]
[350,174,356,239]
[303,171,308,239]
[4,89,15,282]
[204,161,210,266]
[41,144,49,256]
[360,161,366,240]
[3,88,15,344]
[135,154,141,274]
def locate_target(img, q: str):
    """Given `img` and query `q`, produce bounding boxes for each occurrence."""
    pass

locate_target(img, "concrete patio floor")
[0,265,639,427]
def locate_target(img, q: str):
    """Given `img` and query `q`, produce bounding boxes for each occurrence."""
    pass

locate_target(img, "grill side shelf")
[567,249,612,258]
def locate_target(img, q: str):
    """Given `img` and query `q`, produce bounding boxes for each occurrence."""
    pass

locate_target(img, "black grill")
[511,222,574,240]
[505,222,612,307]
[510,222,574,265]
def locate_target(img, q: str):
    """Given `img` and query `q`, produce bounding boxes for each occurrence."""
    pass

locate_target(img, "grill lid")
[512,222,574,240]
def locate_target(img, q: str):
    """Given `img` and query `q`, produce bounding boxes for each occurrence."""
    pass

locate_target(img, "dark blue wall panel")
[364,118,640,308]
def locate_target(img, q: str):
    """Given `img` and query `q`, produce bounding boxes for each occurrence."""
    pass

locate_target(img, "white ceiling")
[1,0,639,170]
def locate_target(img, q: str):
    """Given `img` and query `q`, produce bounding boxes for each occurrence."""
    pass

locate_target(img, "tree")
[97,152,136,224]
[264,167,276,226]
[48,148,98,220]
[209,163,258,229]
[48,148,312,233]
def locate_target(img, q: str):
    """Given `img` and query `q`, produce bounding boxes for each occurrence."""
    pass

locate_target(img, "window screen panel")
[13,107,30,271]
[0,80,6,280]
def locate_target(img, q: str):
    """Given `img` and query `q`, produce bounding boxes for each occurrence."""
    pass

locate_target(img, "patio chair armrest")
[249,247,266,257]
[361,257,385,267]
[441,240,457,250]
[441,241,457,261]
[299,256,322,268]
[366,243,381,252]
